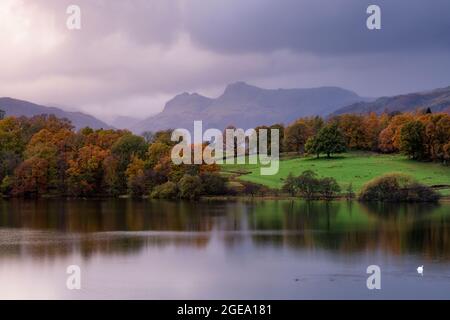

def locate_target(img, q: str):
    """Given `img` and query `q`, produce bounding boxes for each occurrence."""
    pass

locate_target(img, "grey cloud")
[1,0,450,120]
[33,0,182,45]
[183,0,450,55]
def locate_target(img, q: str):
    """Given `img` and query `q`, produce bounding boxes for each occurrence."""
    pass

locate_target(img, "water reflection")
[0,199,449,261]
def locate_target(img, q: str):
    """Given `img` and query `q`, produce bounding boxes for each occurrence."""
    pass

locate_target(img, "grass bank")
[221,152,450,196]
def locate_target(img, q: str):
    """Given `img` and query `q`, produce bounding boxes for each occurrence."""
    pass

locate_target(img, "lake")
[0,199,449,299]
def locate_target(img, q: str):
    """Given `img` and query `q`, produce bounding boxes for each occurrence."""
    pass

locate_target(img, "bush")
[282,173,297,196]
[0,176,13,195]
[200,173,227,195]
[296,170,320,199]
[150,181,178,199]
[242,182,268,197]
[358,173,439,202]
[178,175,203,200]
[282,170,341,199]
[317,177,341,200]
[345,183,355,200]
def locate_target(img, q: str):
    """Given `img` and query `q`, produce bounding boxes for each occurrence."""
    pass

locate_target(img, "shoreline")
[2,193,449,203]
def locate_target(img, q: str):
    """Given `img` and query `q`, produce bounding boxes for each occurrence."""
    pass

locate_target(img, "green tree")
[305,136,320,158]
[306,124,346,158]
[111,134,148,192]
[0,117,26,181]
[400,120,426,160]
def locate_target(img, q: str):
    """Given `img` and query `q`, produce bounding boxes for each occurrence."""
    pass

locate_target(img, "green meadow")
[221,152,450,195]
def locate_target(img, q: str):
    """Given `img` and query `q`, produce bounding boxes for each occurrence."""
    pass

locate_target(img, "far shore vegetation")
[0,108,449,202]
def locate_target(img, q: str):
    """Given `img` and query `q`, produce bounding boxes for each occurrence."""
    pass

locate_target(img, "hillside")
[332,86,450,116]
[132,82,365,133]
[0,97,112,130]
[222,153,450,196]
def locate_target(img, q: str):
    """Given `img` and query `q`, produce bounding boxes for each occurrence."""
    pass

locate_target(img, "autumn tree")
[12,157,50,196]
[363,112,389,151]
[332,114,368,149]
[66,145,110,196]
[21,129,59,193]
[378,113,414,153]
[420,113,450,161]
[283,120,313,154]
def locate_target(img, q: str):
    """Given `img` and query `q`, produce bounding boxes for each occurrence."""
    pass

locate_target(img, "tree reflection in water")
[0,198,449,261]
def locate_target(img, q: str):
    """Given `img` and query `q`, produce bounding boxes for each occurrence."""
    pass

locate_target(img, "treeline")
[0,114,225,198]
[1,109,449,198]
[282,111,450,162]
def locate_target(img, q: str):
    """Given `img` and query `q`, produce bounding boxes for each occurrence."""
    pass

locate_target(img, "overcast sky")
[1,0,449,121]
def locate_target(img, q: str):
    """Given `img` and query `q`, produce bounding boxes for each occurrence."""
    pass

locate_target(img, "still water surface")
[0,199,449,299]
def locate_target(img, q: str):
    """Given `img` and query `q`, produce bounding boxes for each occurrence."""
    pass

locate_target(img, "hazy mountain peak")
[331,85,450,116]
[0,97,112,130]
[221,81,263,98]
[163,92,212,113]
[132,82,366,133]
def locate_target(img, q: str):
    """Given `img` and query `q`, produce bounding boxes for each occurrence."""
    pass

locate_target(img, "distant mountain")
[0,97,112,130]
[332,86,450,116]
[132,82,365,133]
[109,115,141,129]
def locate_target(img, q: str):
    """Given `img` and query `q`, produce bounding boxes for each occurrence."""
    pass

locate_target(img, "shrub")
[283,170,341,200]
[404,183,440,202]
[0,175,13,195]
[200,172,227,195]
[150,181,178,199]
[178,174,203,200]
[282,173,297,196]
[317,177,341,200]
[296,170,320,199]
[241,182,267,197]
[358,173,439,202]
[345,183,355,200]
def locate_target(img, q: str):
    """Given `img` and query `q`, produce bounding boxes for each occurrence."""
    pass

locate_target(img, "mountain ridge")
[0,97,112,130]
[132,82,366,133]
[331,86,450,116]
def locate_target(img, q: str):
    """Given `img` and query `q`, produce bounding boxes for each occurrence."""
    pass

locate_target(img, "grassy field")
[221,152,450,195]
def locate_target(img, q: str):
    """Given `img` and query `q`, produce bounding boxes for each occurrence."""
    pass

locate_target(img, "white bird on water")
[417,265,424,275]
